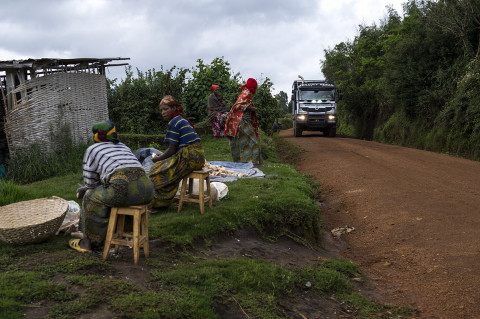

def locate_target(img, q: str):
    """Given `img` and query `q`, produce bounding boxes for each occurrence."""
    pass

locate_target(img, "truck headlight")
[298,115,306,121]
[328,115,336,120]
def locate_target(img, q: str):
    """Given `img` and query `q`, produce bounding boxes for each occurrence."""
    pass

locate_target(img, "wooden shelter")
[0,57,129,159]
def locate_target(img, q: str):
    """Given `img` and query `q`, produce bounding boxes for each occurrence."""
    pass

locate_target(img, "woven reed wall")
[4,73,108,155]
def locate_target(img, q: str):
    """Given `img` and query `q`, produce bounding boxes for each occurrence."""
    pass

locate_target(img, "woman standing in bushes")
[224,78,262,165]
[148,95,205,209]
[70,120,154,253]
[207,84,228,137]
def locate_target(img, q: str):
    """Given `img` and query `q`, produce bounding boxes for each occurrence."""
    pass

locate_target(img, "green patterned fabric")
[148,142,205,208]
[229,120,262,164]
[92,120,119,143]
[80,167,154,243]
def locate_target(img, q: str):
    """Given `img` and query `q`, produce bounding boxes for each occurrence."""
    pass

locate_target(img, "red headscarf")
[241,78,258,95]
[211,84,220,92]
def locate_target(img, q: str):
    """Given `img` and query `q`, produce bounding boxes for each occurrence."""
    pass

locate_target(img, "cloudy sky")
[1,0,405,95]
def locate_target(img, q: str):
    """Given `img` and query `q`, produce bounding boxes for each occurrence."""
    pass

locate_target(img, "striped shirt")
[82,142,143,188]
[164,115,201,149]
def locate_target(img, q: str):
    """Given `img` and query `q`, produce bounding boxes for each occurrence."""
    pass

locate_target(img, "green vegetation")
[0,179,34,206]
[147,160,322,247]
[5,135,87,185]
[321,0,480,161]
[108,57,283,136]
[0,133,415,318]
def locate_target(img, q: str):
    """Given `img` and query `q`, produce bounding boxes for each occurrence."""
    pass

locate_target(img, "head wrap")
[241,78,258,95]
[211,84,220,92]
[92,120,119,143]
[160,95,195,128]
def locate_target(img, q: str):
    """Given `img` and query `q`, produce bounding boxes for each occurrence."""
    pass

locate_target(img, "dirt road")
[280,129,480,319]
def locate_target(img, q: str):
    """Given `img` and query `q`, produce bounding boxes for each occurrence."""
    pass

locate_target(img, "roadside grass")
[147,161,322,247]
[0,132,415,318]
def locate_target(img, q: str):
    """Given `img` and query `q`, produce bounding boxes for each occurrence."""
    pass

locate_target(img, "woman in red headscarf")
[224,78,262,165]
[207,84,228,137]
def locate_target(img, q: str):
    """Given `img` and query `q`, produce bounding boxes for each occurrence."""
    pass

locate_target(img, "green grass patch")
[5,134,87,185]
[0,179,34,206]
[0,271,72,319]
[200,134,232,162]
[148,161,321,247]
[340,292,416,318]
[25,173,83,203]
[65,274,104,287]
[34,251,112,274]
[49,279,140,318]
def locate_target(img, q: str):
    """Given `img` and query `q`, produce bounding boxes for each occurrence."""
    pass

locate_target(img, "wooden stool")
[177,169,212,214]
[103,205,149,265]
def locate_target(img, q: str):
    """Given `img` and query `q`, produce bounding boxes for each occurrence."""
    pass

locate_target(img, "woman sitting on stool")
[70,120,154,253]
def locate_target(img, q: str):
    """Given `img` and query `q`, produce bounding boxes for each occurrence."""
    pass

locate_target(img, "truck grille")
[300,106,333,112]
[307,114,326,127]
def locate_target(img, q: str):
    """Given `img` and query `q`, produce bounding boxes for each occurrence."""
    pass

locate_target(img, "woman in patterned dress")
[148,95,205,209]
[69,120,154,253]
[207,84,228,137]
[224,78,262,165]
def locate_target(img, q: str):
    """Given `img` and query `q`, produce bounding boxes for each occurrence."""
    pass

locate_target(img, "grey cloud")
[0,0,405,95]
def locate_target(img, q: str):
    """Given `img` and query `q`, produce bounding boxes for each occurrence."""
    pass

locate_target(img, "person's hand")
[152,152,164,163]
[76,186,88,199]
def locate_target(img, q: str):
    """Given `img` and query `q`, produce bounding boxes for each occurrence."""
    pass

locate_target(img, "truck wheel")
[328,127,337,137]
[294,123,303,137]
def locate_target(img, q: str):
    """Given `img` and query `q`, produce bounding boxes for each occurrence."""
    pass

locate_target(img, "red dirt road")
[280,129,480,319]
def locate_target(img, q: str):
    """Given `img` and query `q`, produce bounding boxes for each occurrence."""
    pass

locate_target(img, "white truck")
[291,79,340,137]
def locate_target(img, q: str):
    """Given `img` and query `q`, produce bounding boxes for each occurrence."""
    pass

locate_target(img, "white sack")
[176,180,229,201]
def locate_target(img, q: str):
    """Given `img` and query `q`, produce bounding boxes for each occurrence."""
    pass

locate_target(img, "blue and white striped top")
[82,142,143,188]
[164,115,201,149]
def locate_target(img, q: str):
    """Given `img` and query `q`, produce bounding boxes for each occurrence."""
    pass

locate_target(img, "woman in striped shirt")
[69,120,154,253]
[148,95,205,209]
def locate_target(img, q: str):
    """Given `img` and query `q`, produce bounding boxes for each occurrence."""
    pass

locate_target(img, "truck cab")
[291,80,340,137]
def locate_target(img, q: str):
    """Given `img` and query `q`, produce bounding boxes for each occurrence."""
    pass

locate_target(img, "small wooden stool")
[177,169,212,214]
[103,205,149,265]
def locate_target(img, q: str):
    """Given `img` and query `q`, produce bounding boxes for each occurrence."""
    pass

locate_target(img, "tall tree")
[426,0,480,60]
[182,57,241,122]
[274,91,289,114]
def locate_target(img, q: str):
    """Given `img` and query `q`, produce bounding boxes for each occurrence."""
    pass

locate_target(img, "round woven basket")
[0,196,69,245]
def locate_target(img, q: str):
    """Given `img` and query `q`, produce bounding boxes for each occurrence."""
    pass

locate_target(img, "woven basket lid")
[0,196,69,244]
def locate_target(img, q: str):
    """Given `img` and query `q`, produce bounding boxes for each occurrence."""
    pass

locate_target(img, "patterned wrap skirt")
[80,167,154,243]
[148,142,205,208]
[211,112,228,137]
[229,120,262,164]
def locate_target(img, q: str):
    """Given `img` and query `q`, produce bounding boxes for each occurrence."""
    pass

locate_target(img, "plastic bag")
[211,182,228,201]
[56,200,81,235]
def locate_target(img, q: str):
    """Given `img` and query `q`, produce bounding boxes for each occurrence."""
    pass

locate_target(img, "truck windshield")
[299,89,335,101]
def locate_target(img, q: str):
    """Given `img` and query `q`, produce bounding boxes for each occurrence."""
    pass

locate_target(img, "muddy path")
[280,129,480,319]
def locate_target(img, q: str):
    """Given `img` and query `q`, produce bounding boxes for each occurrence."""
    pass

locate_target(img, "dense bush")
[108,57,282,137]
[321,0,480,160]
[182,57,242,123]
[108,66,187,135]
[279,115,293,130]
